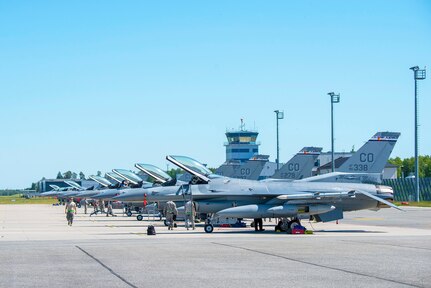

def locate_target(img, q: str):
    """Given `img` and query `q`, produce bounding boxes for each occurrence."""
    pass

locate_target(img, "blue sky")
[0,1,430,188]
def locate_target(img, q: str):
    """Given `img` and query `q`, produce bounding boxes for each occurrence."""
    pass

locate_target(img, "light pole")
[410,66,426,202]
[274,110,284,171]
[328,92,340,172]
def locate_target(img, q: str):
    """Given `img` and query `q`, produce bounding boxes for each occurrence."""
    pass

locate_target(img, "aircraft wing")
[357,190,404,211]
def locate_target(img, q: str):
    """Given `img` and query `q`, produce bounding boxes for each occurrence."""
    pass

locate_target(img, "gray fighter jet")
[114,154,401,233]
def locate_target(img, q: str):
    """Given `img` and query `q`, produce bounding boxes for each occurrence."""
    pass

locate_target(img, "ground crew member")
[163,201,178,230]
[89,200,99,216]
[65,198,77,226]
[254,218,264,231]
[99,200,105,213]
[83,199,88,214]
[185,200,195,230]
[106,201,115,217]
[93,200,98,213]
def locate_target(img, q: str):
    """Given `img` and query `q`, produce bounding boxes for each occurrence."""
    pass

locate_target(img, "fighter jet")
[114,154,401,233]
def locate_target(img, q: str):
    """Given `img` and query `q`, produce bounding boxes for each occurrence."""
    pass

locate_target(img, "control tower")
[225,120,260,163]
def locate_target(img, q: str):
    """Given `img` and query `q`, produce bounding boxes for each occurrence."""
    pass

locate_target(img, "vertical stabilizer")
[215,159,267,180]
[272,147,322,180]
[338,132,400,173]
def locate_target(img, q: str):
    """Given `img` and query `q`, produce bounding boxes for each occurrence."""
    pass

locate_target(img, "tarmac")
[1,204,431,288]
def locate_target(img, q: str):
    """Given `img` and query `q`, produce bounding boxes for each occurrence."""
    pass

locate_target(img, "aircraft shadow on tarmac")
[314,229,385,234]
[79,218,156,222]
[78,225,153,228]
[89,226,387,236]
[96,230,273,236]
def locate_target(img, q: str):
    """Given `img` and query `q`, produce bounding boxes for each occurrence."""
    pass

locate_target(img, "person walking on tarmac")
[106,201,115,217]
[83,199,88,214]
[254,218,264,232]
[185,200,196,230]
[164,201,178,230]
[65,198,77,226]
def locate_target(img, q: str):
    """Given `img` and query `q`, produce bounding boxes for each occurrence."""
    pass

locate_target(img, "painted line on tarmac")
[76,245,138,288]
[341,240,431,251]
[351,217,384,221]
[212,242,423,288]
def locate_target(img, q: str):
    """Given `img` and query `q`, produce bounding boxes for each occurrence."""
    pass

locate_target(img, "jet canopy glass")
[64,180,82,190]
[166,155,217,184]
[112,169,143,185]
[106,172,124,183]
[89,175,112,187]
[135,163,172,183]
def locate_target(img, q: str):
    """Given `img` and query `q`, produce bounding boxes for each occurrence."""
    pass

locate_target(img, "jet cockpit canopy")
[112,169,143,185]
[64,180,82,190]
[106,172,124,184]
[166,155,220,184]
[135,163,172,184]
[89,175,112,188]
[112,169,153,188]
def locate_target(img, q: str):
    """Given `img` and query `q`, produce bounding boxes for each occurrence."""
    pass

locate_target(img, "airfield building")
[224,129,260,163]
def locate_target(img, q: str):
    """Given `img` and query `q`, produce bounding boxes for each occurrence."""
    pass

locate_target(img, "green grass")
[394,201,431,207]
[0,195,58,205]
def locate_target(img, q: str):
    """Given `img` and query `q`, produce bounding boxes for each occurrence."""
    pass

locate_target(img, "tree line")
[55,170,102,180]
[389,155,431,178]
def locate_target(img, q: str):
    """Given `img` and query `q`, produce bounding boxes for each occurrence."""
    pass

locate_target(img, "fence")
[383,178,431,201]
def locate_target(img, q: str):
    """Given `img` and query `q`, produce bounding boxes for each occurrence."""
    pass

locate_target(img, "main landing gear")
[204,214,214,233]
[275,217,301,232]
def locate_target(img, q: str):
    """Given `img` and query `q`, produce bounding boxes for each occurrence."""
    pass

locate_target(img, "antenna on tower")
[240,118,245,131]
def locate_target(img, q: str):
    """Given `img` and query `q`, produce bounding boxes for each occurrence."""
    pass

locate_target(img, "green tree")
[389,155,431,178]
[79,172,86,180]
[63,171,73,179]
[167,168,182,179]
[389,157,403,178]
[71,172,78,179]
[97,171,102,177]
[208,167,217,173]
[420,155,431,177]
[56,172,63,179]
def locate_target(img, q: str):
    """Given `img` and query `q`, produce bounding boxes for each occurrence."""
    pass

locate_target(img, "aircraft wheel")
[204,224,214,233]
[136,215,143,221]
[126,211,132,217]
[164,220,168,226]
[288,219,301,229]
[77,203,81,208]
[275,223,282,232]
